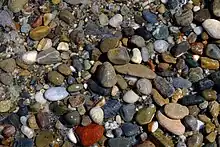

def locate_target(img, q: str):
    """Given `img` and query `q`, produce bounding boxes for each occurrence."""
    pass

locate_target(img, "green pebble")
[135,105,156,125]
[64,111,81,126]
[48,71,64,85]
[202,89,217,101]
[67,84,84,92]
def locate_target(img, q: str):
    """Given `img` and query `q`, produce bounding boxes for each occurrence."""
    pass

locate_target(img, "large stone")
[206,44,220,60]
[136,78,152,95]
[8,0,28,13]
[202,19,220,39]
[114,64,156,79]
[96,62,117,87]
[29,26,50,41]
[135,105,156,125]
[44,87,69,101]
[175,9,193,26]
[164,103,189,119]
[194,9,211,22]
[107,47,130,65]
[37,48,61,64]
[100,37,119,53]
[0,58,16,73]
[156,111,185,135]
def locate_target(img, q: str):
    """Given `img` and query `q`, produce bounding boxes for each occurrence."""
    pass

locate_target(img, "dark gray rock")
[120,104,136,122]
[172,77,192,89]
[206,44,220,60]
[154,76,175,97]
[37,48,61,64]
[121,123,140,137]
[183,115,198,131]
[171,41,190,57]
[153,25,169,40]
[87,79,111,96]
[194,9,211,23]
[179,95,204,106]
[187,133,203,147]
[175,9,193,26]
[103,99,121,118]
[108,138,131,147]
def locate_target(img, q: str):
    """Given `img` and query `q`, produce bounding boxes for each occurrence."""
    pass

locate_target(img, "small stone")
[114,63,156,79]
[57,42,69,51]
[21,126,34,138]
[64,0,82,5]
[75,124,104,146]
[131,48,142,64]
[96,62,117,88]
[8,0,28,13]
[136,105,156,125]
[148,121,159,133]
[57,64,72,76]
[37,48,61,64]
[109,14,123,28]
[208,101,219,118]
[0,58,16,73]
[151,129,174,147]
[100,37,119,53]
[194,9,211,22]
[195,78,214,91]
[107,47,130,65]
[0,10,16,29]
[44,87,69,101]
[36,131,54,147]
[36,112,50,129]
[180,95,204,106]
[172,77,192,89]
[48,71,64,85]
[108,138,131,147]
[67,129,77,143]
[123,27,135,37]
[43,13,53,26]
[142,10,158,23]
[120,104,136,122]
[136,78,152,95]
[130,35,145,48]
[3,125,16,138]
[103,99,121,118]
[205,122,215,134]
[64,111,81,126]
[0,100,11,112]
[161,52,176,64]
[152,89,169,106]
[68,95,85,108]
[184,115,198,131]
[135,27,152,40]
[99,13,109,26]
[153,25,169,40]
[206,132,217,143]
[52,0,61,4]
[13,138,33,147]
[171,41,190,57]
[89,107,104,125]
[0,73,13,86]
[28,115,39,129]
[116,75,128,90]
[141,47,149,62]
[156,111,185,135]
[37,38,52,51]
[202,89,217,101]
[175,9,193,26]
[202,19,220,39]
[87,79,111,96]
[164,103,189,119]
[191,42,204,55]
[121,123,140,137]
[187,133,203,147]
[35,91,47,104]
[154,76,175,98]
[67,84,83,93]
[81,115,92,126]
[201,57,219,70]
[137,141,156,147]
[206,44,220,60]
[22,51,37,64]
[213,0,220,17]
[29,26,50,41]
[154,40,169,53]
[123,90,139,104]
[59,10,74,24]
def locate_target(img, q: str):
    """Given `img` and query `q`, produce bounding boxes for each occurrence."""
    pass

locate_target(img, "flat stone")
[179,95,204,106]
[201,57,219,70]
[0,58,16,73]
[36,131,54,147]
[114,64,156,79]
[172,77,192,89]
[102,99,121,118]
[208,101,219,118]
[64,0,82,5]
[156,111,185,135]
[64,111,81,126]
[164,103,189,119]
[116,75,128,90]
[154,76,175,98]
[109,14,123,28]
[175,9,193,26]
[44,87,69,101]
[29,26,50,41]
[151,89,169,106]
[123,90,139,104]
[202,19,220,39]
[87,79,111,96]
[121,123,140,137]
[141,47,149,62]
[191,42,204,55]
[206,44,220,60]
[96,62,117,88]
[135,105,156,125]
[0,10,16,29]
[151,129,174,147]
[107,47,130,65]
[0,100,11,112]
[57,64,72,76]
[99,13,109,26]
[37,48,61,64]
[194,78,214,91]
[13,138,34,147]
[194,9,211,22]
[142,10,158,23]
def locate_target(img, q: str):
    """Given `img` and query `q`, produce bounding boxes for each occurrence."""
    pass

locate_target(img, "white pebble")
[21,126,34,138]
[131,48,142,64]
[123,90,139,104]
[20,116,28,126]
[115,115,122,124]
[202,19,220,39]
[37,38,52,51]
[35,91,47,104]
[109,14,123,28]
[196,120,205,131]
[193,6,200,12]
[193,55,200,61]
[57,42,69,51]
[193,26,203,35]
[67,129,77,144]
[149,121,158,132]
[22,51,37,64]
[106,130,114,138]
[154,40,169,53]
[89,107,104,124]
[161,0,168,3]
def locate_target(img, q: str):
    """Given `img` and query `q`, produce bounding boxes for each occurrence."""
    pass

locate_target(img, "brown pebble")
[3,125,16,138]
[36,111,50,128]
[201,57,219,70]
[191,42,204,55]
[136,140,156,147]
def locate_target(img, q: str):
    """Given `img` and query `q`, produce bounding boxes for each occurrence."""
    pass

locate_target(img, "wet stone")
[67,84,83,92]
[135,27,152,40]
[29,26,50,41]
[58,64,72,76]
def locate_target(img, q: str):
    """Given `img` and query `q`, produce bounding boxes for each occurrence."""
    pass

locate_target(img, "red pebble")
[32,15,43,28]
[75,124,104,146]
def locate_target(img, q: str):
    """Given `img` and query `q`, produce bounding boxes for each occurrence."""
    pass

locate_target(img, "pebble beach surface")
[0,0,220,146]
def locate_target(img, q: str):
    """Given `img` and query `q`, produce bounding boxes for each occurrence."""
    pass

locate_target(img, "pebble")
[8,0,28,13]
[57,64,72,76]
[48,71,64,85]
[187,133,203,147]
[64,111,81,126]
[0,58,16,73]
[13,138,34,147]
[151,89,169,106]
[195,78,214,91]
[0,100,11,112]
[0,73,13,86]
[172,77,192,89]
[35,131,54,147]
[28,115,39,129]
[37,38,52,51]
[57,42,69,51]
[114,63,156,79]
[21,51,37,64]
[175,9,193,26]
[135,27,152,40]
[153,25,169,40]
[123,90,139,104]
[59,10,74,24]
[99,13,109,26]
[116,75,128,90]
[44,87,69,101]
[191,42,204,55]
[194,9,211,23]
[141,47,149,62]
[171,41,190,57]
[3,125,16,138]
[208,101,219,118]
[100,37,119,53]
[213,0,220,17]
[96,62,117,88]
[130,35,145,48]
[103,99,121,118]
[121,123,140,137]
[21,126,34,138]
[142,10,158,23]
[206,44,220,60]
[67,129,77,143]
[154,40,169,53]
[151,129,174,147]
[89,107,104,125]
[75,124,104,146]
[109,14,123,28]
[156,111,185,135]
[201,57,219,70]
[202,19,220,39]
[164,103,189,119]
[81,115,92,126]
[135,105,156,125]
[0,10,15,29]
[202,89,217,101]
[148,121,159,133]
[131,48,142,64]
[29,26,50,41]
[37,48,61,64]
[87,79,111,96]
[161,52,176,64]
[136,78,152,95]
[108,138,131,147]
[154,76,175,98]
[180,94,204,106]
[120,104,136,122]
[137,141,156,147]
[183,115,198,131]
[107,47,130,65]
[35,91,47,104]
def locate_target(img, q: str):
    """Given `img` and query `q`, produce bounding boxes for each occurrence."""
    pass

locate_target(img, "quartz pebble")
[57,42,69,51]
[154,40,169,53]
[109,14,123,28]
[131,48,142,64]
[202,19,220,39]
[44,87,69,101]
[123,90,139,104]
[22,51,37,64]
[67,129,77,144]
[21,126,34,138]
[89,107,104,125]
